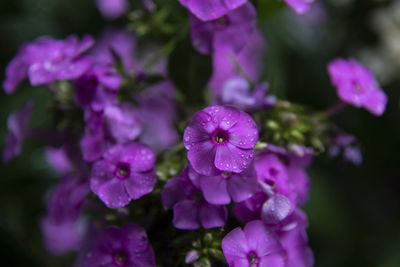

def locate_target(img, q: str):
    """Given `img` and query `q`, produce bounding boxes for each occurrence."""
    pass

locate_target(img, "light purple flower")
[218,78,275,111]
[74,63,122,112]
[161,167,227,230]
[222,220,285,267]
[135,81,179,151]
[328,58,388,116]
[328,132,362,165]
[277,210,314,267]
[179,0,247,21]
[3,35,93,93]
[285,0,314,14]
[95,0,130,20]
[91,28,137,74]
[188,164,258,205]
[189,3,256,54]
[80,110,106,162]
[3,101,33,162]
[41,174,89,254]
[84,223,155,267]
[184,105,258,176]
[90,143,156,208]
[45,146,73,174]
[209,29,266,98]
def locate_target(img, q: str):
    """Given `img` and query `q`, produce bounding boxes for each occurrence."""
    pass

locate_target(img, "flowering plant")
[1,0,392,266]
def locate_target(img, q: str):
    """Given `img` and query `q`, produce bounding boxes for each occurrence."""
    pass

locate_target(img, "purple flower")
[218,78,276,111]
[222,220,284,267]
[91,28,137,74]
[3,101,33,162]
[328,132,362,165]
[41,174,89,254]
[74,63,122,112]
[277,210,314,267]
[84,223,155,267]
[80,103,142,162]
[161,167,227,230]
[45,146,73,174]
[184,105,258,176]
[188,164,258,205]
[328,58,388,116]
[179,0,247,21]
[135,81,179,151]
[209,29,266,98]
[3,35,93,93]
[90,143,156,208]
[95,0,130,20]
[189,3,256,54]
[285,0,314,14]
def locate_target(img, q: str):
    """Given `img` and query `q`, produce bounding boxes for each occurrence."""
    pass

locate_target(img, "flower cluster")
[1,0,389,266]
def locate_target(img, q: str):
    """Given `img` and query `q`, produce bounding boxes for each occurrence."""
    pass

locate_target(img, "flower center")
[247,251,259,266]
[221,171,231,179]
[115,163,130,180]
[213,16,230,29]
[269,168,279,178]
[212,129,229,144]
[114,250,128,266]
[191,191,204,204]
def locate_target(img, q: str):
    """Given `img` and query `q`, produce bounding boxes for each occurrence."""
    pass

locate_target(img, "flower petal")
[199,203,227,228]
[124,170,156,200]
[173,200,200,230]
[215,143,254,173]
[228,110,258,149]
[200,175,230,205]
[187,140,218,176]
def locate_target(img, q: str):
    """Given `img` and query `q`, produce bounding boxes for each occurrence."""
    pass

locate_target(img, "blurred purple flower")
[91,28,137,74]
[3,101,33,162]
[179,0,247,21]
[3,35,93,93]
[84,223,155,267]
[189,3,256,54]
[328,132,362,165]
[285,0,314,15]
[95,0,129,20]
[135,81,179,151]
[210,29,266,98]
[277,210,314,267]
[74,63,121,112]
[222,220,284,267]
[188,163,258,205]
[41,174,89,254]
[90,143,156,208]
[161,166,227,230]
[218,78,276,111]
[80,110,106,162]
[328,58,388,116]
[45,146,73,174]
[184,105,258,176]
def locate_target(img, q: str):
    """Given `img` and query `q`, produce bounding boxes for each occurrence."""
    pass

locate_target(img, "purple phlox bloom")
[189,3,256,54]
[74,63,121,112]
[264,144,312,206]
[328,132,362,165]
[188,162,258,205]
[91,28,137,74]
[41,174,89,254]
[84,223,155,267]
[95,0,130,20]
[222,220,285,267]
[80,103,142,162]
[185,250,199,264]
[135,81,179,151]
[80,110,107,162]
[3,35,93,93]
[45,146,73,174]
[90,143,156,208]
[3,101,33,162]
[285,0,314,15]
[328,57,388,116]
[161,166,227,230]
[277,210,314,267]
[103,103,142,144]
[184,105,258,176]
[179,0,247,21]
[209,29,266,98]
[217,78,276,111]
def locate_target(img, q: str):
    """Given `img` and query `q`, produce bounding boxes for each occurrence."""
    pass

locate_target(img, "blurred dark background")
[0,0,400,266]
